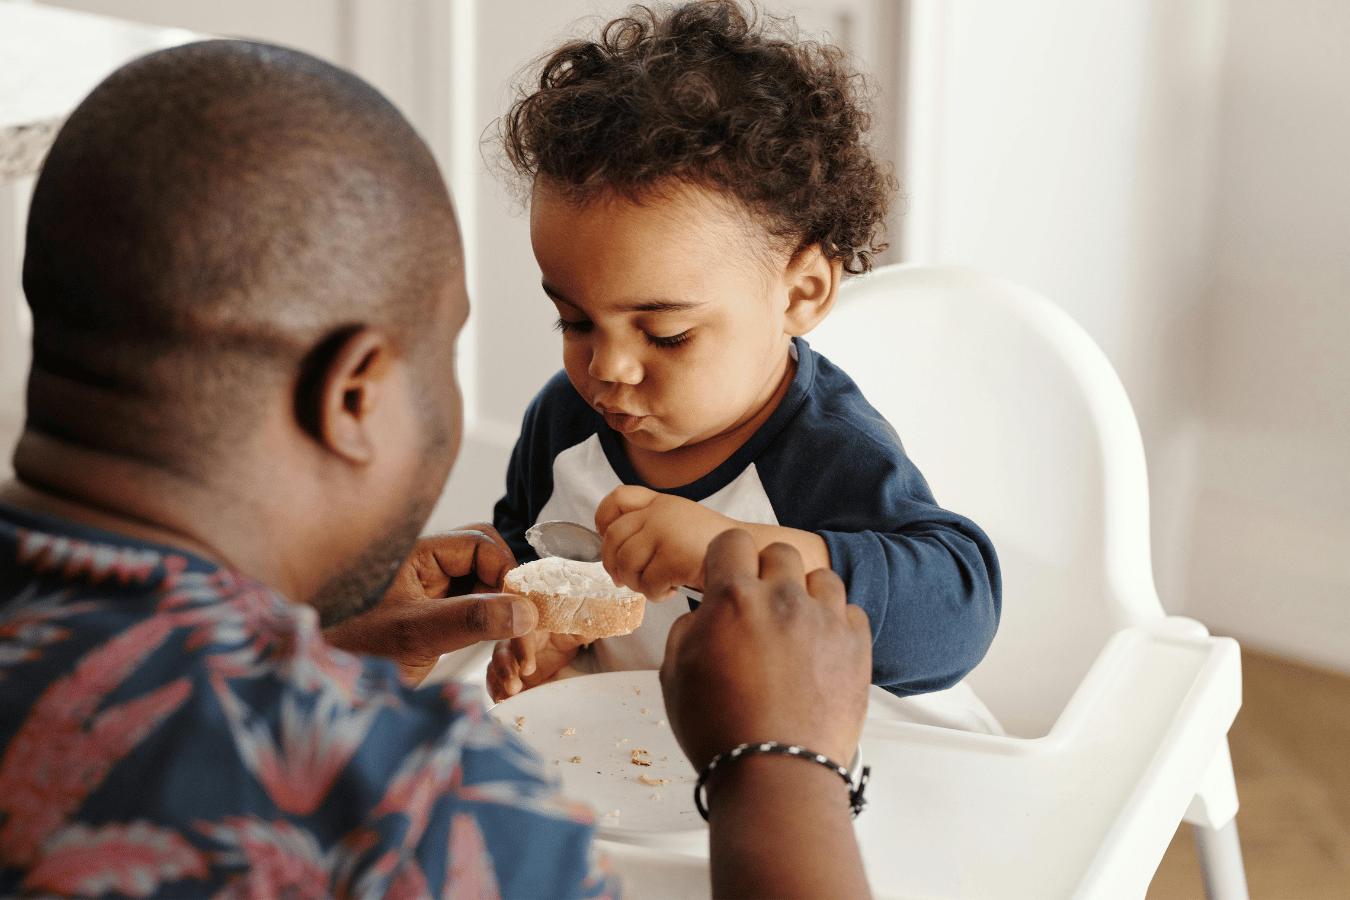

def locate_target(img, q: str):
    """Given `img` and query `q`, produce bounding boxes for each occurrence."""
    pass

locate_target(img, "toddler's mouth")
[600,408,645,434]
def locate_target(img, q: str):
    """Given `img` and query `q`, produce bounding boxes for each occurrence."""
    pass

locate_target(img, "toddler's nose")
[589,338,642,384]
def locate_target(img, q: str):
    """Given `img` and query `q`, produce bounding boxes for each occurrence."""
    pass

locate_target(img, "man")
[0,40,872,898]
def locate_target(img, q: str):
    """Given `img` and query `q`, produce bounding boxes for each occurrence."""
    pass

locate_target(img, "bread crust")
[504,560,646,640]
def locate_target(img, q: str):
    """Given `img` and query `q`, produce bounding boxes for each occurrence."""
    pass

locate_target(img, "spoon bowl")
[525,520,604,563]
[525,520,703,601]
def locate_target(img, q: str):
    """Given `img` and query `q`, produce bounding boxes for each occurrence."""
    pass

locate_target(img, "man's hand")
[661,529,874,900]
[486,631,586,702]
[323,525,536,684]
[659,529,871,770]
[596,485,733,600]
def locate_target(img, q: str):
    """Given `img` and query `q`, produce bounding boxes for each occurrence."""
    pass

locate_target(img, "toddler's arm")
[820,520,999,695]
[595,486,828,599]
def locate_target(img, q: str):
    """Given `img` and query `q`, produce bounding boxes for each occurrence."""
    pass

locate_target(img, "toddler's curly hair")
[499,0,894,274]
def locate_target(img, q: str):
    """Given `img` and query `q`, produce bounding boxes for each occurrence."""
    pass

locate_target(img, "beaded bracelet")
[694,741,871,820]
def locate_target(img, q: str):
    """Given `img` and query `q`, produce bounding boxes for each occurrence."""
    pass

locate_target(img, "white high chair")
[801,264,1248,900]
[433,264,1249,899]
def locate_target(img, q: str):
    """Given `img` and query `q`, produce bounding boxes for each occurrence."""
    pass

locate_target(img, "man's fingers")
[423,530,518,593]
[456,522,512,554]
[757,541,807,588]
[805,566,848,609]
[663,609,696,659]
[659,609,696,708]
[700,528,759,603]
[844,602,872,637]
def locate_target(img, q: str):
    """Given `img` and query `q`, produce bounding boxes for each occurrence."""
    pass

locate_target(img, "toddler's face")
[531,181,798,468]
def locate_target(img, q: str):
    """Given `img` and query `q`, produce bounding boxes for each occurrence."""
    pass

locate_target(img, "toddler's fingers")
[488,641,522,702]
[599,511,644,587]
[511,635,537,677]
[487,671,513,703]
[636,553,691,603]
[610,523,661,593]
[595,485,658,534]
[628,557,665,601]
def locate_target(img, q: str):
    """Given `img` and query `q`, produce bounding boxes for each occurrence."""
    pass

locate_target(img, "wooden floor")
[1147,647,1350,899]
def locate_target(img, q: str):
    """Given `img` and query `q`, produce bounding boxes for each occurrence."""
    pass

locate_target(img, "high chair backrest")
[808,265,1165,737]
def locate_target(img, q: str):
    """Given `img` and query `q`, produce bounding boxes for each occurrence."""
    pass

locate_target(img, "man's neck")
[1,430,294,595]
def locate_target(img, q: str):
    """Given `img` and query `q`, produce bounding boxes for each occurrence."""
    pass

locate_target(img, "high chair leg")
[1192,818,1249,900]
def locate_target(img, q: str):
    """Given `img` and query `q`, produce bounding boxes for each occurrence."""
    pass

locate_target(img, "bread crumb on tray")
[638,774,672,786]
[563,727,576,736]
[630,749,653,767]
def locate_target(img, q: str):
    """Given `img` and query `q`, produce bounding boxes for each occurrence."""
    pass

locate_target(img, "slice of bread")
[504,557,646,640]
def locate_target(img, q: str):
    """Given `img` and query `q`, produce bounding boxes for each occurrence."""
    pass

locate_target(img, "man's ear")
[782,243,843,336]
[305,327,398,465]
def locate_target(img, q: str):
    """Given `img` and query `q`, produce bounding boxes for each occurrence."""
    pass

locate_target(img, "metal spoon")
[525,520,703,602]
[525,520,604,563]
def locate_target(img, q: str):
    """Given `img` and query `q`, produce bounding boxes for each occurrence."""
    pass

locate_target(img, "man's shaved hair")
[22,40,458,470]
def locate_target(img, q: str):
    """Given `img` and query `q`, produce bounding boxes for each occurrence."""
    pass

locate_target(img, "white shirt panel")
[536,435,779,672]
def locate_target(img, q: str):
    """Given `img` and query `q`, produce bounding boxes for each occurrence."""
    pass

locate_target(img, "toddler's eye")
[647,330,691,349]
[554,317,592,336]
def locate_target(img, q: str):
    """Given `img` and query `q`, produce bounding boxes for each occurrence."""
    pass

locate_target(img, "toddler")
[488,0,1001,713]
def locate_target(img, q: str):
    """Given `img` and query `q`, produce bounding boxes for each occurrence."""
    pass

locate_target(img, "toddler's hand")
[596,485,733,600]
[487,630,586,702]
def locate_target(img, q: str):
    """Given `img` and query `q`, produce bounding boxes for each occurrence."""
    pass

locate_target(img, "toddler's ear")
[782,243,842,336]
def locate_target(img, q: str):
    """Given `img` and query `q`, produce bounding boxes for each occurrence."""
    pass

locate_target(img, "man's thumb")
[431,594,537,648]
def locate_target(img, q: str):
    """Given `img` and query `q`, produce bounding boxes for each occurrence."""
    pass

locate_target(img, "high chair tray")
[595,622,1241,900]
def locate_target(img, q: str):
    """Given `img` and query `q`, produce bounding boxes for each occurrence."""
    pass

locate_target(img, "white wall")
[1183,0,1350,673]
[901,0,1227,619]
[904,0,1350,675]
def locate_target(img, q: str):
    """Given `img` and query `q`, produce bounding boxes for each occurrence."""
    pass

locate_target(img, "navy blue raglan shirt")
[494,338,1001,697]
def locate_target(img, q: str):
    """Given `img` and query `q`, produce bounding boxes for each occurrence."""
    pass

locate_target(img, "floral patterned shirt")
[0,504,618,899]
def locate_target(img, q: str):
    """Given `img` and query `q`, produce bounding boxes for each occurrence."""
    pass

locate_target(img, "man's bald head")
[22,40,459,470]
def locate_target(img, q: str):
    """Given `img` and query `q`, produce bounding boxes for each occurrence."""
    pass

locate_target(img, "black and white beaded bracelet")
[694,741,871,820]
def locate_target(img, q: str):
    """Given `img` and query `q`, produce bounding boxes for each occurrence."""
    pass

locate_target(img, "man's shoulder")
[0,514,607,897]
